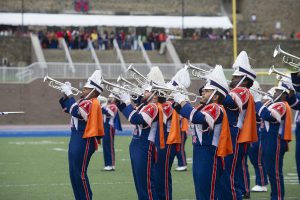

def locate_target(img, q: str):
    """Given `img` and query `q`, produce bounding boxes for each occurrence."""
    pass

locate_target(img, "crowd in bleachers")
[1,27,300,49]
[36,28,168,51]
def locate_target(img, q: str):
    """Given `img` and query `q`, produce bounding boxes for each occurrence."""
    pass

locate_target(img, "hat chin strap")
[205,90,217,105]
[273,90,285,102]
[84,88,96,100]
[235,76,246,88]
[146,90,157,103]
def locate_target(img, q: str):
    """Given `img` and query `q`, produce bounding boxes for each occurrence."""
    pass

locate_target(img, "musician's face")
[81,87,94,99]
[142,90,157,103]
[199,89,215,104]
[273,89,287,102]
[229,75,243,89]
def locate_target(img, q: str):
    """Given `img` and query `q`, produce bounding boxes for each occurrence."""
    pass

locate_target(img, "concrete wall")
[0,0,220,15]
[237,0,300,36]
[0,37,31,67]
[173,39,300,68]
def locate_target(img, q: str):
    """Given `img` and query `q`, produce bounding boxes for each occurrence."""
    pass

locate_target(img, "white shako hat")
[232,51,256,81]
[203,65,229,97]
[170,67,191,89]
[84,70,104,93]
[147,66,165,85]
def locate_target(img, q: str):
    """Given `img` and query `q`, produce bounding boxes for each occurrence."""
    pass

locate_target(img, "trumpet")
[43,75,82,95]
[268,65,291,80]
[101,77,143,99]
[250,88,272,97]
[273,45,300,68]
[150,81,201,103]
[185,60,212,79]
[127,64,150,86]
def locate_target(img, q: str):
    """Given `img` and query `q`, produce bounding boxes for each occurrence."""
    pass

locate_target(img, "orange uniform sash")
[181,118,189,132]
[83,98,104,139]
[283,102,292,142]
[237,94,258,143]
[167,111,181,144]
[217,106,233,157]
[157,103,165,149]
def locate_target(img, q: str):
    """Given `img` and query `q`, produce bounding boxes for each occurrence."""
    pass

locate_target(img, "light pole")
[21,0,24,33]
[181,0,184,39]
[232,0,237,60]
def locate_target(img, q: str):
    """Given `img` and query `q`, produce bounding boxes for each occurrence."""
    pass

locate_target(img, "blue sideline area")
[0,125,133,138]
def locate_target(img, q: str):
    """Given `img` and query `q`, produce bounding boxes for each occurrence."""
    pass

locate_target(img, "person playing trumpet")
[221,51,258,199]
[248,81,269,192]
[172,65,233,200]
[251,77,293,200]
[116,67,166,200]
[59,70,105,200]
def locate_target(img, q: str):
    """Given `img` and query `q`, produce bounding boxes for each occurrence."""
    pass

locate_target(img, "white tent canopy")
[0,13,232,29]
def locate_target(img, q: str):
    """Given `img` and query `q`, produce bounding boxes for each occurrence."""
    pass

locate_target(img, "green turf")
[0,136,299,200]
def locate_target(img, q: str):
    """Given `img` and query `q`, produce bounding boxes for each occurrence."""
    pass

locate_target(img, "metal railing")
[0,62,280,85]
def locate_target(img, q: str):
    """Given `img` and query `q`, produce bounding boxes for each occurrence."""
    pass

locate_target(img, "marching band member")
[172,65,233,200]
[116,67,165,200]
[59,70,105,200]
[222,51,258,199]
[169,69,191,172]
[251,78,293,200]
[100,93,122,171]
[248,81,269,192]
[154,68,191,200]
[289,72,300,183]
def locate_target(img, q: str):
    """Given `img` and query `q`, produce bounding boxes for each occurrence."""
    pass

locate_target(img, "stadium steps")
[43,49,67,62]
[147,51,171,63]
[69,50,93,63]
[96,50,119,63]
[121,50,145,63]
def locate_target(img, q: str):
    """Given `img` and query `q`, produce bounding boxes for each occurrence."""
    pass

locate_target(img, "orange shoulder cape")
[237,95,258,143]
[83,98,105,139]
[217,106,233,157]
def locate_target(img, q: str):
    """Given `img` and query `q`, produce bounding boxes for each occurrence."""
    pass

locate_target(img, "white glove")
[119,92,131,105]
[250,90,262,103]
[173,92,187,104]
[61,82,72,96]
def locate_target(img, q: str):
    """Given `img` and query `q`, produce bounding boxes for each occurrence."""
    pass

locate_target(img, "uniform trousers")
[248,132,268,186]
[262,133,287,200]
[295,123,300,184]
[193,145,224,200]
[130,136,158,200]
[221,128,243,200]
[154,144,176,200]
[69,129,97,200]
[102,124,115,167]
[237,143,250,196]
[175,131,187,167]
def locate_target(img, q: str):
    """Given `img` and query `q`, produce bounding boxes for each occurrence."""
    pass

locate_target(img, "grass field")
[0,135,299,200]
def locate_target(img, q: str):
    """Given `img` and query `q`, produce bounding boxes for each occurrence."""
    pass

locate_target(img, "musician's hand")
[173,92,187,105]
[250,90,262,103]
[172,102,182,114]
[61,82,72,97]
[120,92,131,105]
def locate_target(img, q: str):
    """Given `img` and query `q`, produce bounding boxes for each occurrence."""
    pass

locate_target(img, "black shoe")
[243,192,250,199]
